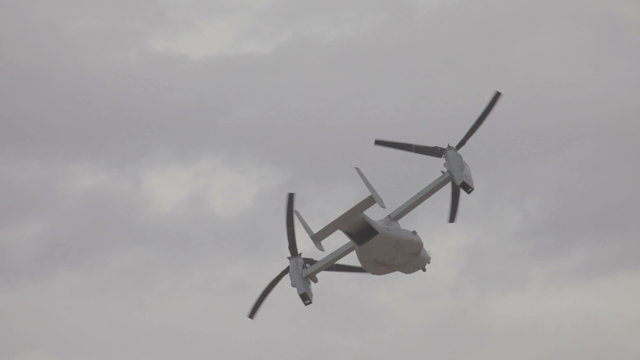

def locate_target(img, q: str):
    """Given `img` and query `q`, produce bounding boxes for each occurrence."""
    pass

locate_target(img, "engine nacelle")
[288,256,313,305]
[444,148,474,194]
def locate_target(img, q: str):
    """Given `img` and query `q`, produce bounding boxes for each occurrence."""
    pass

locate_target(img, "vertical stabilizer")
[355,167,386,209]
[295,210,324,251]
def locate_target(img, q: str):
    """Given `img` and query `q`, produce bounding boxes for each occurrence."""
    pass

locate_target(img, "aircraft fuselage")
[345,215,431,275]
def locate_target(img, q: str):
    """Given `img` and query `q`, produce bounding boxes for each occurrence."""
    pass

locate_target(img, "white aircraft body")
[248,91,502,319]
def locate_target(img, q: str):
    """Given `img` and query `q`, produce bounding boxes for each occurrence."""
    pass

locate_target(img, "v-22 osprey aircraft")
[248,91,502,319]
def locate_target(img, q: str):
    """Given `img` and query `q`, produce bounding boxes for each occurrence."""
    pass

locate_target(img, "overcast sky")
[2,0,640,359]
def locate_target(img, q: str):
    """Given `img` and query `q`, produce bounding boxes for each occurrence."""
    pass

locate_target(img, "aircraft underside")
[354,222,431,275]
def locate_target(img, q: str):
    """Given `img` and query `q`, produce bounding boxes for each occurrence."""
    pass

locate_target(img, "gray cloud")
[2,0,640,359]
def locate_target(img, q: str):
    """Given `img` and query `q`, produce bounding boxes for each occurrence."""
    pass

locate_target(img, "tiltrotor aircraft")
[248,91,502,319]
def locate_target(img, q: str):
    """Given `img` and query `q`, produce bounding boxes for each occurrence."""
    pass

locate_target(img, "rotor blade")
[286,193,298,257]
[247,266,290,319]
[303,258,368,273]
[374,140,445,158]
[455,91,502,150]
[449,183,460,223]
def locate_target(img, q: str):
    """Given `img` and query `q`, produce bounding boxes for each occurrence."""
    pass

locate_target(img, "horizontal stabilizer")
[294,168,385,250]
[305,196,376,245]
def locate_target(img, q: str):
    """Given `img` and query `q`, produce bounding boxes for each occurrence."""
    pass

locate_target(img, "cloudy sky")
[2,0,640,359]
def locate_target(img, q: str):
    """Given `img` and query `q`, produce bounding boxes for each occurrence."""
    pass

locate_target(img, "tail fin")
[354,167,386,209]
[294,210,324,251]
[293,168,385,252]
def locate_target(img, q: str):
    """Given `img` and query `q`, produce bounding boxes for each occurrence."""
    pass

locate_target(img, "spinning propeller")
[248,193,366,319]
[375,91,501,223]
